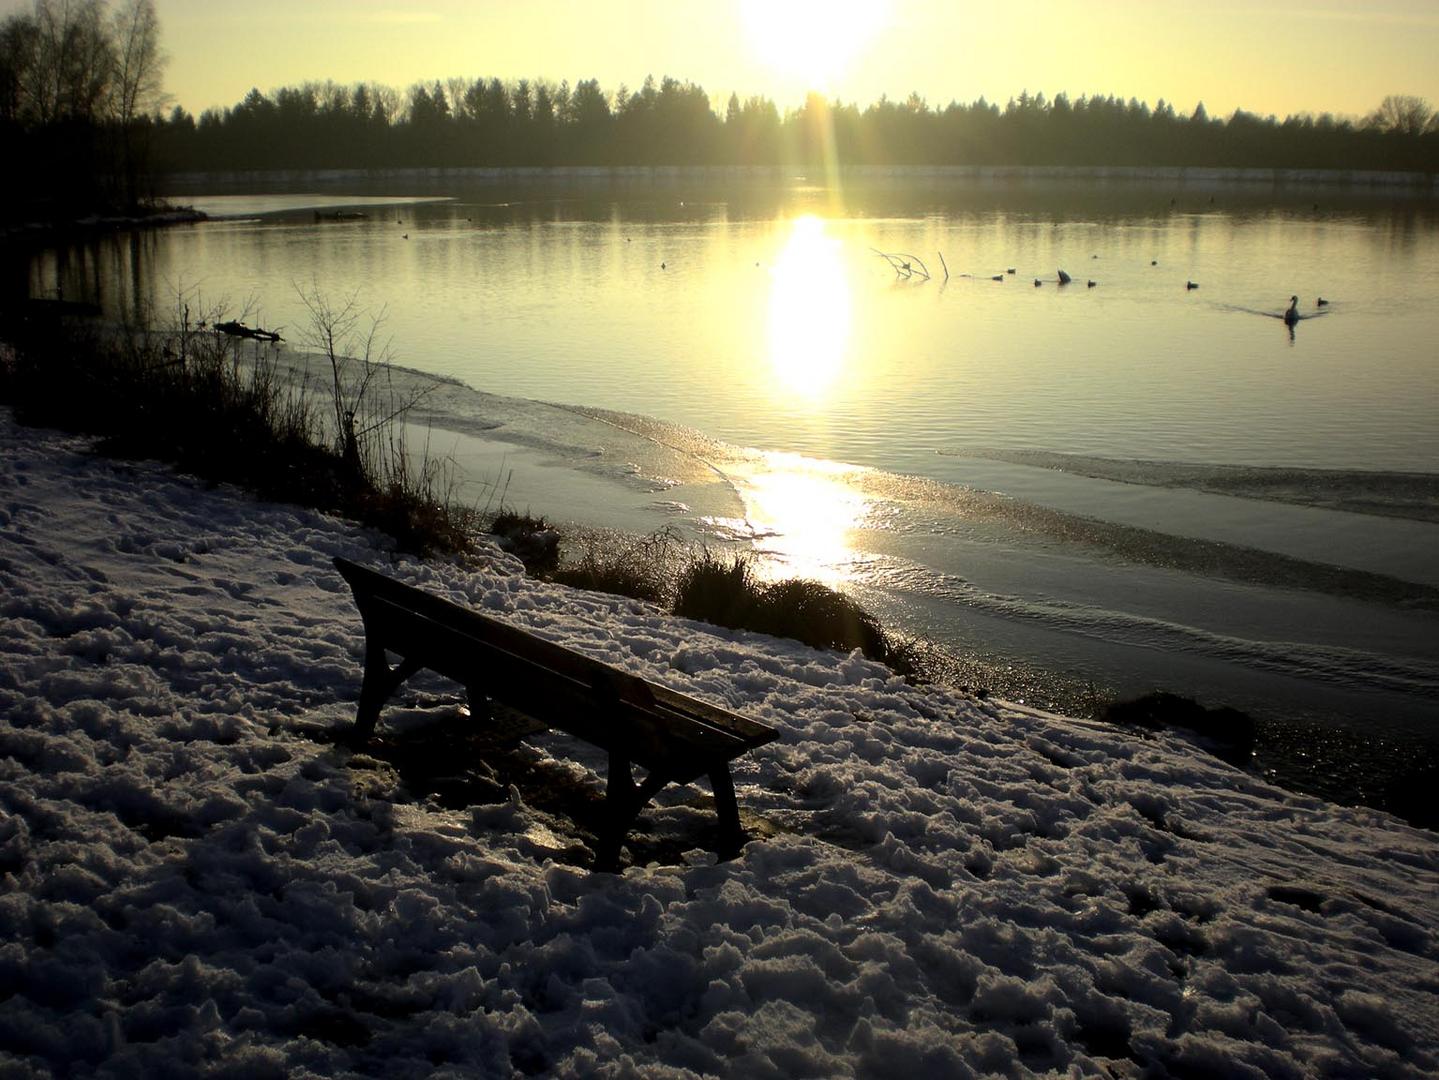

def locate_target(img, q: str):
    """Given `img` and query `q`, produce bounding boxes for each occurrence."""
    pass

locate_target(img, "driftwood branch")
[214,320,283,343]
[871,249,931,280]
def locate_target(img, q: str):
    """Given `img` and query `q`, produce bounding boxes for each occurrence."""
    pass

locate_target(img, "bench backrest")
[334,557,778,776]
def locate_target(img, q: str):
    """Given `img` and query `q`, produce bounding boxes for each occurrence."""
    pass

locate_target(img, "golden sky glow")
[740,0,890,94]
[6,0,1433,121]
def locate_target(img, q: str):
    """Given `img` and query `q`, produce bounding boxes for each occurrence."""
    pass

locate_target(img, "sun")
[740,0,889,91]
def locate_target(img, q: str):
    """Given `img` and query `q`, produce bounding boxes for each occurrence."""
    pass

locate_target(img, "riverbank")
[2,295,1431,828]
[540,517,1438,831]
[0,204,207,246]
[1,407,1435,1076]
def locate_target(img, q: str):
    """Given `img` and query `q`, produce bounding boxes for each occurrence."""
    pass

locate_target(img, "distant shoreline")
[0,205,207,245]
[158,163,1439,193]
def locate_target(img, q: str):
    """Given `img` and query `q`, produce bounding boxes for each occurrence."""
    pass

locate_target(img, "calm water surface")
[51,182,1438,471]
[21,176,1439,793]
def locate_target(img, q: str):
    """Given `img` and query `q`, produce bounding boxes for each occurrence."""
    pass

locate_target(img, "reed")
[0,294,478,559]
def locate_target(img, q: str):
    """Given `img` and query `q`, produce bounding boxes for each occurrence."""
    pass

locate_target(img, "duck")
[1316,297,1329,307]
[1087,280,1097,288]
[1034,278,1043,287]
[1186,280,1198,290]
[1284,296,1300,325]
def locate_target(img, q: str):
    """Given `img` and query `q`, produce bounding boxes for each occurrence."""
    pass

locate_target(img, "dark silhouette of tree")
[146,78,1439,175]
[566,77,612,163]
[531,79,557,163]
[33,0,110,124]
[6,5,1432,199]
[724,93,781,164]
[111,0,163,126]
[1366,95,1435,136]
[0,0,173,217]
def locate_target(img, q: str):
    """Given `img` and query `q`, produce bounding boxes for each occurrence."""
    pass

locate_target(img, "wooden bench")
[333,557,779,870]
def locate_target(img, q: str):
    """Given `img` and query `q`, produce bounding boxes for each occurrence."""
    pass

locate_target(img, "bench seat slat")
[333,557,779,866]
[352,592,773,775]
[337,560,776,748]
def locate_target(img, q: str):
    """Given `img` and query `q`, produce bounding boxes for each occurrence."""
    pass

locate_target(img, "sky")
[6,0,1439,121]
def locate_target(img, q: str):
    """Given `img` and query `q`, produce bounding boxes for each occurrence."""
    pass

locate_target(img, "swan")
[1284,296,1299,325]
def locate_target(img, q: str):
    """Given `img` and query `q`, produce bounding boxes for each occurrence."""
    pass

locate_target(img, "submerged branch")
[871,249,932,281]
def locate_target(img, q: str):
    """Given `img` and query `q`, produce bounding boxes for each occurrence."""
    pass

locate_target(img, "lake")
[20,171,1439,799]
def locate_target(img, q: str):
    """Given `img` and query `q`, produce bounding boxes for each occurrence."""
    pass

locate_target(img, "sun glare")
[740,0,889,90]
[767,215,851,397]
[739,453,871,584]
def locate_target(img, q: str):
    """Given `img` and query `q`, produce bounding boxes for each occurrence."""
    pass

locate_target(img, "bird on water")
[1284,296,1300,325]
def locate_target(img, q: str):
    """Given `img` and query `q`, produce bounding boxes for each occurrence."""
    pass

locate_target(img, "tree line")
[2,0,1436,225]
[153,81,1439,176]
[0,0,165,217]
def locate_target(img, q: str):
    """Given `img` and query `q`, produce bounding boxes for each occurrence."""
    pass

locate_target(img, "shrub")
[671,549,914,673]
[750,578,887,657]
[673,551,763,629]
[1097,691,1256,765]
[549,527,680,604]
[489,511,560,575]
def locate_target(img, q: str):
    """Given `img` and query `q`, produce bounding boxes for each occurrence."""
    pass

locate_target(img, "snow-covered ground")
[1,407,1435,1079]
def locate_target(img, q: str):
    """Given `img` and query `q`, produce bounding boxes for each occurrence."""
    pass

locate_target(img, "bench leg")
[709,767,743,858]
[354,642,421,741]
[595,758,747,870]
[595,755,672,872]
[596,753,635,872]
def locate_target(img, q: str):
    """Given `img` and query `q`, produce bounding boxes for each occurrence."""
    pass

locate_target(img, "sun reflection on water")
[734,451,871,585]
[767,215,851,398]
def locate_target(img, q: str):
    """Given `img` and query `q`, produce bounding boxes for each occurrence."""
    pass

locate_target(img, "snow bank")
[1,410,1434,1078]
